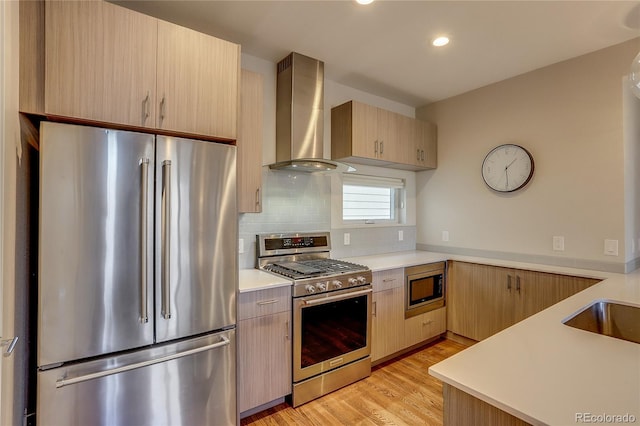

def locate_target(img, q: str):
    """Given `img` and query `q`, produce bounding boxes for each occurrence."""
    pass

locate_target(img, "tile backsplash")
[238,167,416,268]
[330,226,416,259]
[238,168,331,268]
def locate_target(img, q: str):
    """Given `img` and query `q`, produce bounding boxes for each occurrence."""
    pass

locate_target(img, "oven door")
[293,285,372,383]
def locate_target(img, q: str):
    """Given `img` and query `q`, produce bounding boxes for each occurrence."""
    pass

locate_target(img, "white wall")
[416,38,640,272]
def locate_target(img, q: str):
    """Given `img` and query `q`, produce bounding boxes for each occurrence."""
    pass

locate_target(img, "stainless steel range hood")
[271,52,354,173]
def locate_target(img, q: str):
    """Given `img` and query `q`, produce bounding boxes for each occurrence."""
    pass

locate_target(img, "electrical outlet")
[344,233,351,246]
[604,239,618,256]
[552,236,564,251]
[442,231,449,242]
[238,238,244,254]
[398,230,404,241]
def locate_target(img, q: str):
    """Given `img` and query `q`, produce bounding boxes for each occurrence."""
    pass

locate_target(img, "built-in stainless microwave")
[405,262,445,318]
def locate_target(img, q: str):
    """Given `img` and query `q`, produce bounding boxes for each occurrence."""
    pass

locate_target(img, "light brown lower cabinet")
[372,286,404,361]
[371,268,446,363]
[447,261,600,341]
[404,308,446,348]
[238,287,291,414]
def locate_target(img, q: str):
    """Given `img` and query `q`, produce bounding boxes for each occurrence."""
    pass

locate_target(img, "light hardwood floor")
[241,338,467,426]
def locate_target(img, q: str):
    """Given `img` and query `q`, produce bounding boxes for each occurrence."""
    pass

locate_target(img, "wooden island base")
[443,383,532,426]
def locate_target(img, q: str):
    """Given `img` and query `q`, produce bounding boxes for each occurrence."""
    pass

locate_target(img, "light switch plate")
[604,239,618,256]
[442,231,449,242]
[238,238,244,254]
[344,233,351,246]
[398,230,404,241]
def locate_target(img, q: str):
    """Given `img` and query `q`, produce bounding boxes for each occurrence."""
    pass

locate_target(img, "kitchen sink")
[563,300,640,344]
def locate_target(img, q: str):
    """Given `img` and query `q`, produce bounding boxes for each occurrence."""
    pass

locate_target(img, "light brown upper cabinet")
[156,21,239,140]
[21,0,239,141]
[332,101,379,162]
[237,69,264,213]
[40,0,158,128]
[413,119,437,169]
[331,100,437,171]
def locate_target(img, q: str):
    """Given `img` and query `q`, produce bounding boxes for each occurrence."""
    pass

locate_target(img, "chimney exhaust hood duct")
[270,52,355,173]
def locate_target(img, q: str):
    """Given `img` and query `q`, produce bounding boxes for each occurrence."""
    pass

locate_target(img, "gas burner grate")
[264,259,369,280]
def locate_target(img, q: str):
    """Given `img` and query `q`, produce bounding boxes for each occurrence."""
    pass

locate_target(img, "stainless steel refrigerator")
[36,122,237,425]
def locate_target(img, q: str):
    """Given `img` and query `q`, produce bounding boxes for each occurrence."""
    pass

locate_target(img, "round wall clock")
[481,144,534,192]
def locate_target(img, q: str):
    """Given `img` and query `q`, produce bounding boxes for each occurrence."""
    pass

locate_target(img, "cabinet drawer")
[239,286,291,320]
[373,268,404,292]
[404,307,446,348]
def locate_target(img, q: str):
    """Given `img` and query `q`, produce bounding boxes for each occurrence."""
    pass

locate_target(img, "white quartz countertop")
[343,250,612,280]
[238,269,291,293]
[429,270,640,425]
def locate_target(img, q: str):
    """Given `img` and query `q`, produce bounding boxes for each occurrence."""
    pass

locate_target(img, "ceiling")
[115,1,640,107]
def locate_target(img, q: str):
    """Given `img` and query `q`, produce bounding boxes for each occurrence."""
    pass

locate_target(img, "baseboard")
[372,334,446,368]
[239,397,287,419]
[445,331,477,347]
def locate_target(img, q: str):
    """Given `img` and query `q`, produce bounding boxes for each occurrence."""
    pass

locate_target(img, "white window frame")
[341,174,405,225]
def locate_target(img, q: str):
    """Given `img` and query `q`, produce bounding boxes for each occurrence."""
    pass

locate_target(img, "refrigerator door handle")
[140,158,150,324]
[55,336,230,389]
[161,160,172,320]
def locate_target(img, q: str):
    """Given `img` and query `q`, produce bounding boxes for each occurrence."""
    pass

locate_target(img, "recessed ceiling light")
[432,36,450,47]
[356,0,374,4]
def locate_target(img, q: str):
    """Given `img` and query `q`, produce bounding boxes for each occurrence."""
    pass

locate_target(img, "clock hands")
[504,157,518,190]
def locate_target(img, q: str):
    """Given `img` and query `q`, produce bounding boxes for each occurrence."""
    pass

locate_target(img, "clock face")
[481,144,534,192]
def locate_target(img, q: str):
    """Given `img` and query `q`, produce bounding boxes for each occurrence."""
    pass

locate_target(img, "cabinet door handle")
[372,301,377,317]
[285,320,290,340]
[421,150,425,161]
[374,140,379,155]
[507,275,512,291]
[380,141,384,155]
[159,96,166,123]
[422,319,433,326]
[417,149,420,161]
[382,278,396,283]
[516,276,521,293]
[142,92,150,124]
[255,187,261,209]
[1,337,18,357]
[256,299,278,306]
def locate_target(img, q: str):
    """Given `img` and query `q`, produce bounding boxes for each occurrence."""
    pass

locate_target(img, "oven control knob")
[357,276,367,284]
[332,280,343,289]
[305,285,316,294]
[316,282,327,292]
[348,277,358,286]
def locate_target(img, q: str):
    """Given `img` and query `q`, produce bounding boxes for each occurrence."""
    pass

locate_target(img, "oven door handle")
[302,288,372,306]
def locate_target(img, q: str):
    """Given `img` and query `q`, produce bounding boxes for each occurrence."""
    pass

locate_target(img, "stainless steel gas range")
[256,232,372,407]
